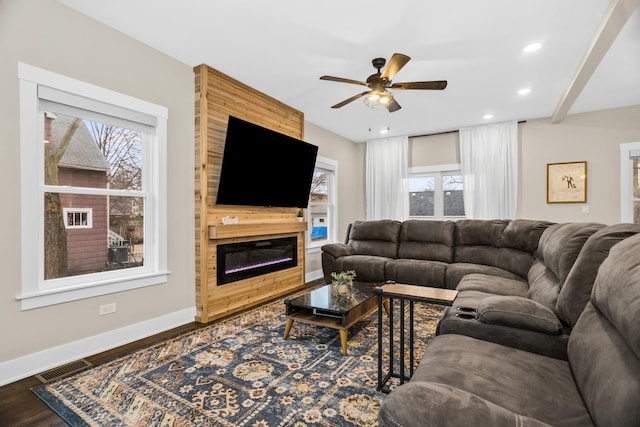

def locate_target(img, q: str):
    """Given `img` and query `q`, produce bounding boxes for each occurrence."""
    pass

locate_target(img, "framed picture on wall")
[547,161,587,203]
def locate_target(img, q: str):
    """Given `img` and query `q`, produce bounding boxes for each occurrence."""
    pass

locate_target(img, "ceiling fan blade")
[320,75,369,87]
[380,53,411,81]
[331,91,370,109]
[390,80,448,90]
[388,99,402,112]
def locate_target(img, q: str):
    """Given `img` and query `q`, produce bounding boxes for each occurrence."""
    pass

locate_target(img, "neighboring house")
[46,113,110,274]
[309,192,328,241]
[410,189,465,217]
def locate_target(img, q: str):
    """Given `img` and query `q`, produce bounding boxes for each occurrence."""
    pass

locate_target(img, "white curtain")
[459,121,518,219]
[365,136,409,220]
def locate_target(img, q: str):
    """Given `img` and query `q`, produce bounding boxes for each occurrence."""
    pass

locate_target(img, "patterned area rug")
[33,288,446,426]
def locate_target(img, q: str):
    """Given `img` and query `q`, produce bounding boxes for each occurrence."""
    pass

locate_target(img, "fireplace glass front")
[217,236,297,285]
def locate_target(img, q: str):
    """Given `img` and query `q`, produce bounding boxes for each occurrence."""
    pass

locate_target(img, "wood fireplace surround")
[194,64,307,323]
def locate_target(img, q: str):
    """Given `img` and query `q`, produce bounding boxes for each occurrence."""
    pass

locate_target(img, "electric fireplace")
[216,236,297,285]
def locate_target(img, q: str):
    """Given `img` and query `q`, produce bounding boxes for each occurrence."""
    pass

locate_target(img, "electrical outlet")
[582,205,590,214]
[99,303,116,315]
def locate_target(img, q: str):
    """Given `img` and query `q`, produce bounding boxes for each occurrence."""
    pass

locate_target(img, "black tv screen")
[216,116,319,208]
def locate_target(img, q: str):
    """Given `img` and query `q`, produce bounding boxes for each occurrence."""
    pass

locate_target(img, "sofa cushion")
[385,259,448,288]
[492,219,554,277]
[446,263,522,289]
[455,219,508,247]
[526,261,562,312]
[453,220,508,270]
[501,219,554,253]
[397,219,455,262]
[567,232,640,427]
[379,382,553,427]
[557,223,640,329]
[569,305,640,427]
[493,247,536,278]
[456,273,529,297]
[332,255,389,282]
[527,222,604,311]
[320,242,353,258]
[476,296,563,335]
[347,219,401,259]
[405,334,594,426]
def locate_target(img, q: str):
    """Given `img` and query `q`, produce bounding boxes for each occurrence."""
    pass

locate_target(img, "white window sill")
[17,271,170,310]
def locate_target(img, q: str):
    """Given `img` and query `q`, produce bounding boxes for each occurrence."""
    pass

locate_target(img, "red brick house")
[48,113,110,275]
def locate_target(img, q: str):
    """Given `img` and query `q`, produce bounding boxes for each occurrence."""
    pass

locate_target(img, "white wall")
[304,122,366,277]
[409,106,640,224]
[0,0,195,384]
[519,107,640,223]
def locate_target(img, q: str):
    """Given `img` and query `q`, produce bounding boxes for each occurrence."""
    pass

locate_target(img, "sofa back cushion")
[397,220,455,263]
[494,219,554,278]
[567,233,640,427]
[527,222,604,311]
[557,223,640,329]
[453,219,508,266]
[347,219,401,258]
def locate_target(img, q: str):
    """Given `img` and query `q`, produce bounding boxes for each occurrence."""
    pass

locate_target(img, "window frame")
[63,208,93,229]
[306,155,338,252]
[408,163,465,220]
[18,63,169,310]
[620,142,640,223]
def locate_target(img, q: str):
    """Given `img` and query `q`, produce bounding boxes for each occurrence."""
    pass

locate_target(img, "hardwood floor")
[0,321,203,426]
[0,281,321,426]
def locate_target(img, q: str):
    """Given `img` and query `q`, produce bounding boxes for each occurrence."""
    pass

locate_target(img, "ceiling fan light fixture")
[364,90,393,109]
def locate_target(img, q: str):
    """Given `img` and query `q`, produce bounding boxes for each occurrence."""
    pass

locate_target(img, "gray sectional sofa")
[321,218,554,289]
[322,219,640,357]
[321,218,640,426]
[439,222,640,359]
[378,231,640,427]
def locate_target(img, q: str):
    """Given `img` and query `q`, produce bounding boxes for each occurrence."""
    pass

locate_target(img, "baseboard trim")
[305,269,324,283]
[0,306,196,387]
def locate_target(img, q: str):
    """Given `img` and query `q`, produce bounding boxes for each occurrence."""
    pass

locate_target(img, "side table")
[374,283,458,393]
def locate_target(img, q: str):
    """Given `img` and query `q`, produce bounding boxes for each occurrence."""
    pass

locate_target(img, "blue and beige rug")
[32,289,445,426]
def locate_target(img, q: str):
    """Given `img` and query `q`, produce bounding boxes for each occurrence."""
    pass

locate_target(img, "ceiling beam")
[552,0,640,123]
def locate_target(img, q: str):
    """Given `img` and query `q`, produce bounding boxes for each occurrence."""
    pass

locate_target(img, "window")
[18,63,168,309]
[307,156,337,250]
[408,164,465,219]
[64,208,92,229]
[620,142,640,223]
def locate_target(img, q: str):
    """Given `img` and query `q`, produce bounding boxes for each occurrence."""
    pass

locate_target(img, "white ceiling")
[58,0,640,142]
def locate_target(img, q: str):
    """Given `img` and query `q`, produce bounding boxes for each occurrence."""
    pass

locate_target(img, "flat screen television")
[216,116,319,208]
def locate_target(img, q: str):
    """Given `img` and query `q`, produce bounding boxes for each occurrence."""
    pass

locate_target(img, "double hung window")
[408,165,465,219]
[307,156,337,250]
[18,63,168,309]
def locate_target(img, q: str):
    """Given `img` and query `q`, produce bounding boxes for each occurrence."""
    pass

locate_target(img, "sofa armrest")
[321,242,354,258]
[477,295,563,335]
[379,382,552,427]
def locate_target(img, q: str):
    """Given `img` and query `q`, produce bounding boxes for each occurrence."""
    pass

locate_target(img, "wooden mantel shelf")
[208,221,307,240]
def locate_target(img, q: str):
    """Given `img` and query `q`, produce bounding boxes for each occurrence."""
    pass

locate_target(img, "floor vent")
[35,359,93,383]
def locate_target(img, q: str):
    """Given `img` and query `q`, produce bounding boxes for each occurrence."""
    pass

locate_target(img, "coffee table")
[283,284,384,355]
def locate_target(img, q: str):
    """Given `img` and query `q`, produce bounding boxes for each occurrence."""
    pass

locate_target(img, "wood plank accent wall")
[194,64,307,323]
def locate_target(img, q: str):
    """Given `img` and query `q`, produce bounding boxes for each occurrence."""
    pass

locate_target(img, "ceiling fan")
[320,53,447,112]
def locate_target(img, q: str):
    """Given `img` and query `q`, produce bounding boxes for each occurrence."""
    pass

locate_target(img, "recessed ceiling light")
[523,42,542,53]
[518,88,531,95]
[483,114,494,120]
